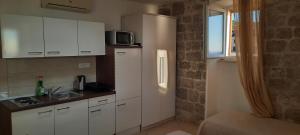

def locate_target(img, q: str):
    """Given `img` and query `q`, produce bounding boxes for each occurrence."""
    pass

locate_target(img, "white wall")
[0,0,159,30]
[205,59,251,118]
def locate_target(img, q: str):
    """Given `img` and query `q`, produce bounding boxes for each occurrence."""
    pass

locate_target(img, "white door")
[54,100,88,135]
[115,48,142,100]
[12,106,54,135]
[156,15,177,121]
[141,15,161,127]
[44,17,78,57]
[140,15,176,127]
[78,21,105,56]
[1,14,44,58]
[116,97,141,133]
[89,103,115,135]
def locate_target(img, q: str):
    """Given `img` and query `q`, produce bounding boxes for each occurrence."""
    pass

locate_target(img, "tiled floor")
[139,120,199,135]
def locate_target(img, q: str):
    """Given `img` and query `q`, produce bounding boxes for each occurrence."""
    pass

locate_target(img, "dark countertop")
[107,44,143,48]
[0,90,116,113]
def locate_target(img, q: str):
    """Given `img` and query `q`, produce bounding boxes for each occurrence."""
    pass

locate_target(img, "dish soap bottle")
[36,76,45,96]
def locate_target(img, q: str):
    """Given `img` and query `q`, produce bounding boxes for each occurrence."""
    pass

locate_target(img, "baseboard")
[116,126,141,135]
[141,116,175,130]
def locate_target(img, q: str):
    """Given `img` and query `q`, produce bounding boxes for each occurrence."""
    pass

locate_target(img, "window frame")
[228,11,238,57]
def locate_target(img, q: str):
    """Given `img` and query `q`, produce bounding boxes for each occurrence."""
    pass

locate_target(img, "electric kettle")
[75,75,86,91]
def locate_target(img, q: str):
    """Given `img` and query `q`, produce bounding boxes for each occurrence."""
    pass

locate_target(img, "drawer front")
[89,94,115,107]
[116,97,141,133]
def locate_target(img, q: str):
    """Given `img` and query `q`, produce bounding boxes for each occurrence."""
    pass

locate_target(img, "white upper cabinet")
[1,14,44,58]
[44,17,78,57]
[78,21,105,56]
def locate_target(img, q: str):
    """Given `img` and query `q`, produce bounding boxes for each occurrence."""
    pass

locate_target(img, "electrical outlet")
[78,63,91,69]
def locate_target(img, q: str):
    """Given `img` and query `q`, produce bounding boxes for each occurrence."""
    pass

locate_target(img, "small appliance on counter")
[84,82,114,92]
[74,75,86,91]
[105,31,135,45]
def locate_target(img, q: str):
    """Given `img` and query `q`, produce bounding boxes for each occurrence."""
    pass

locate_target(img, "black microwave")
[105,31,135,45]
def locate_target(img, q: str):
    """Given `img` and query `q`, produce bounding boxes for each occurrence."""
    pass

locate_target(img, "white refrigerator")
[122,14,176,127]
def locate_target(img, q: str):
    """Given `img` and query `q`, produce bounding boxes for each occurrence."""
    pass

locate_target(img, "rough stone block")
[193,80,206,91]
[177,88,188,100]
[188,90,199,102]
[172,2,185,16]
[178,77,194,88]
[288,15,300,26]
[295,28,300,38]
[267,14,286,27]
[264,54,282,67]
[286,68,300,79]
[275,28,292,39]
[266,40,287,52]
[288,39,300,52]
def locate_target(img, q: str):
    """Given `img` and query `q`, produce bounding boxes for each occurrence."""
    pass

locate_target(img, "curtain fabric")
[233,0,274,118]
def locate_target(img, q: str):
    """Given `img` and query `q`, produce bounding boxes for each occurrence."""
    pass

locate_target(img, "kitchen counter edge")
[0,90,116,113]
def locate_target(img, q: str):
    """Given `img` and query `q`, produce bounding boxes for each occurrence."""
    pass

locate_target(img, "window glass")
[231,12,239,54]
[208,10,225,58]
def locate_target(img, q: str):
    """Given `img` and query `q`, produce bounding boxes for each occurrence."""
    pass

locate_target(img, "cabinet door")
[1,14,44,58]
[12,106,54,135]
[44,17,78,57]
[55,100,88,135]
[115,48,142,100]
[116,97,141,133]
[89,102,115,135]
[78,21,105,56]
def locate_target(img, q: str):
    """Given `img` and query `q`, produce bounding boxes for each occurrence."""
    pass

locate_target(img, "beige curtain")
[233,0,274,118]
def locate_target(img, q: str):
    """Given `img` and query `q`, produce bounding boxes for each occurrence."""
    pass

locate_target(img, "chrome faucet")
[47,87,62,98]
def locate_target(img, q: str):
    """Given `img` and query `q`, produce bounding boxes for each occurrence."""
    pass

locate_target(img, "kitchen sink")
[52,91,82,100]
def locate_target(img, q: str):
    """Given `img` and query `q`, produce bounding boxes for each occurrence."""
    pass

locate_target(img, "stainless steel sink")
[51,91,82,100]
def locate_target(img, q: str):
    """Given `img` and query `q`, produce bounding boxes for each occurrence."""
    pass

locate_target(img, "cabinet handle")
[57,107,70,111]
[98,99,108,103]
[47,51,60,55]
[90,109,102,113]
[116,52,126,54]
[28,52,43,55]
[117,103,126,107]
[38,110,52,115]
[80,51,92,53]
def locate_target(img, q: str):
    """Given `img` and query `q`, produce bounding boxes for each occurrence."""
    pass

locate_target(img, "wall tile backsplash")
[0,57,96,97]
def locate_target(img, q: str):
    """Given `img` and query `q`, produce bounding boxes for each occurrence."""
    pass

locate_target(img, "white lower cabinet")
[12,106,54,135]
[116,97,141,133]
[89,102,115,135]
[11,96,118,135]
[54,100,89,135]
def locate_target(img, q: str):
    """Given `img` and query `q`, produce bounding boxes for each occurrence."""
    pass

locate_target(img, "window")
[229,12,239,56]
[207,9,238,58]
[157,50,168,89]
[208,10,225,58]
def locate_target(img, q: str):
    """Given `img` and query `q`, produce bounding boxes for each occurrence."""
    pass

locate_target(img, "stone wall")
[159,0,300,124]
[159,0,207,124]
[264,0,300,123]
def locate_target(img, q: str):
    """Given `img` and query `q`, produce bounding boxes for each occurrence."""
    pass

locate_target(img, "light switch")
[78,63,91,69]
